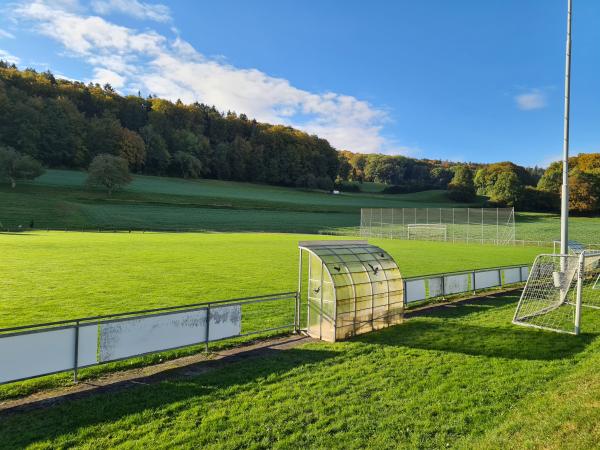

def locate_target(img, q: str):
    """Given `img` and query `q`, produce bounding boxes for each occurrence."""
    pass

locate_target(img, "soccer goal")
[513,250,600,334]
[407,224,447,241]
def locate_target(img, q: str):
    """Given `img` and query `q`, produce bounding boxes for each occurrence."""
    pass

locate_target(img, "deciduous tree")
[0,146,45,188]
[86,154,131,196]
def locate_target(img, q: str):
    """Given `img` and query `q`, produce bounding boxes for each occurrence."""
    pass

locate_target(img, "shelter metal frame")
[298,240,404,342]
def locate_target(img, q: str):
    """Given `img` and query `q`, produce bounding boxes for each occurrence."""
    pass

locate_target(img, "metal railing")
[0,263,532,387]
[0,292,298,386]
[403,264,530,304]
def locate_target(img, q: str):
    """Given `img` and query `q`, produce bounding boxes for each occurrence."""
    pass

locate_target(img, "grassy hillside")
[2,293,599,449]
[1,169,599,239]
[0,170,477,232]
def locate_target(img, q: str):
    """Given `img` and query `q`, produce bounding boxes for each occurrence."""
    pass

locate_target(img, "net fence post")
[496,208,499,245]
[481,208,484,244]
[467,208,470,244]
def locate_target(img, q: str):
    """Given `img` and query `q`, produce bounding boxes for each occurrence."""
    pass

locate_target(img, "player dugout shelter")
[298,241,404,342]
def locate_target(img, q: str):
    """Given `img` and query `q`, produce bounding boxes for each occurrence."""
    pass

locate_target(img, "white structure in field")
[513,250,600,335]
[407,224,448,241]
[360,208,515,245]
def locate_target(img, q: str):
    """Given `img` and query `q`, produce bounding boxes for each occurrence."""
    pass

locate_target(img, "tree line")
[0,61,338,189]
[1,61,598,213]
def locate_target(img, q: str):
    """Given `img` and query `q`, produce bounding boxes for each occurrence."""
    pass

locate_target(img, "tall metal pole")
[560,0,572,257]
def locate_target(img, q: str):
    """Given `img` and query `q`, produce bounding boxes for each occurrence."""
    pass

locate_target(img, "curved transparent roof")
[298,240,403,303]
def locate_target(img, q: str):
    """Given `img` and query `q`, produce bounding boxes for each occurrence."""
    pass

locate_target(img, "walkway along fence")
[0,264,530,386]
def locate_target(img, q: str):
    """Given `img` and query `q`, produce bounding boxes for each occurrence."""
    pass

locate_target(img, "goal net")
[513,251,600,334]
[407,224,447,241]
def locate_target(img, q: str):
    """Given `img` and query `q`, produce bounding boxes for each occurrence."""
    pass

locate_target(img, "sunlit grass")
[2,294,599,449]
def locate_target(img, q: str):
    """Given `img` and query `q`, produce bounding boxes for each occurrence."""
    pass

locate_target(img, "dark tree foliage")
[86,154,131,196]
[0,64,339,188]
[0,145,45,188]
[447,165,476,202]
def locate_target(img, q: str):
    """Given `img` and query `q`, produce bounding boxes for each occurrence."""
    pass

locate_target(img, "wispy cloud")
[0,49,20,64]
[0,29,15,39]
[515,89,547,111]
[11,0,401,154]
[91,0,171,23]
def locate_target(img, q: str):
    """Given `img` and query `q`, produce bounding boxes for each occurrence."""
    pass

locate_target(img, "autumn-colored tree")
[569,170,599,213]
[576,153,600,175]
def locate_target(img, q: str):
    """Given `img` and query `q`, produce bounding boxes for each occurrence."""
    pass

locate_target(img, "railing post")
[472,270,476,294]
[205,304,211,352]
[575,253,584,335]
[73,320,80,383]
[441,275,446,300]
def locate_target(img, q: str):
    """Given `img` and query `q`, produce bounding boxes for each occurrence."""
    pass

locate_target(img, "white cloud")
[0,29,15,39]
[0,49,20,64]
[13,0,398,153]
[515,89,547,111]
[92,67,126,88]
[91,0,171,23]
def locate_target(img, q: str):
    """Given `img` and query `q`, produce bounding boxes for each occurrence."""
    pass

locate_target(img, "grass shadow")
[0,346,337,449]
[407,295,520,321]
[355,319,596,361]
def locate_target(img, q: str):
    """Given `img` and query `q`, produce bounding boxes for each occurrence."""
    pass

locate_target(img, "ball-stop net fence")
[360,208,515,245]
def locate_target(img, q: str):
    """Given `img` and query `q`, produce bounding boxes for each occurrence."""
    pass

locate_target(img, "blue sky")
[1,0,599,167]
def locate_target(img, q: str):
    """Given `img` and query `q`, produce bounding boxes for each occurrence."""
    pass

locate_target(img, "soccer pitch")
[0,231,547,328]
[3,232,600,449]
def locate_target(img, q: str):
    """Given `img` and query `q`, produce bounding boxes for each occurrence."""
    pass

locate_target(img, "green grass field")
[0,231,546,400]
[2,292,600,449]
[1,170,600,448]
[0,231,547,328]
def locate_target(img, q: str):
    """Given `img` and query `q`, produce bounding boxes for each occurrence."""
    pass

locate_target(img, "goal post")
[513,250,600,335]
[406,224,447,241]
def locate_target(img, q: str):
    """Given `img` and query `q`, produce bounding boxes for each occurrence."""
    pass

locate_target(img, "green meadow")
[0,170,474,233]
[2,292,600,449]
[1,169,598,243]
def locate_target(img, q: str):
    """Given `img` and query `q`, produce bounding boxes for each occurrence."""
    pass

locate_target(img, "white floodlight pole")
[560,0,572,257]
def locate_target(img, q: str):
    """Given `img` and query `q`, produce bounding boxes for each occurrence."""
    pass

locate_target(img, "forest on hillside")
[0,61,599,213]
